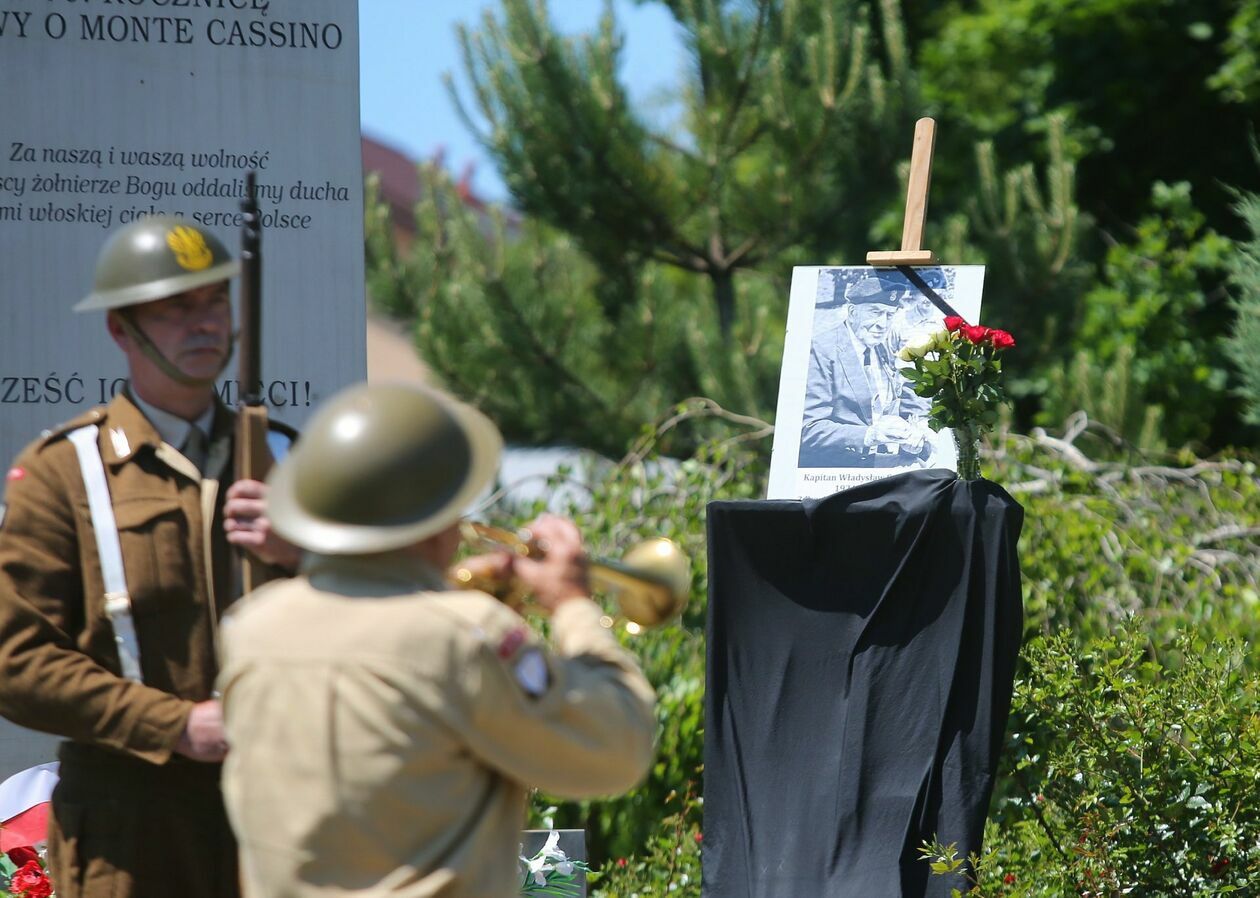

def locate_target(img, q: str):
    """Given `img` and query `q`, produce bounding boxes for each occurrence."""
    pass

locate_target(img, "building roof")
[362,133,425,234]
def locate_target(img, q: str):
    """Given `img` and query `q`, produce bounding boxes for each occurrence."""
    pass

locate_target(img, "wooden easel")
[867,117,937,266]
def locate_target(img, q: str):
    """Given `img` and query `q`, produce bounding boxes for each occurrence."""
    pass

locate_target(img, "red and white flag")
[0,763,58,851]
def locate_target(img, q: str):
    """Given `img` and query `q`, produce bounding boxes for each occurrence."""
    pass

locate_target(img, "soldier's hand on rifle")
[224,479,302,572]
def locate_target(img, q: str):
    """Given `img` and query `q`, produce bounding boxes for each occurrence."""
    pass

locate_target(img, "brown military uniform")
[218,553,657,898]
[0,391,292,898]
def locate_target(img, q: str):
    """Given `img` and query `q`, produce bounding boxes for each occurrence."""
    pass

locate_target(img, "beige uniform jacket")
[218,553,657,898]
[0,392,249,760]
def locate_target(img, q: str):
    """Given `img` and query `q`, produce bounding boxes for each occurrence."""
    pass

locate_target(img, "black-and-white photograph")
[767,265,985,499]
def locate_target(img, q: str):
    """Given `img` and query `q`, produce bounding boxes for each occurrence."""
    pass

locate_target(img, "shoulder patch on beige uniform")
[513,648,550,697]
[496,626,528,660]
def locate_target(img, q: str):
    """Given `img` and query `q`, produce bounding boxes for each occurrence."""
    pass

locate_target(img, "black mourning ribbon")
[897,265,963,320]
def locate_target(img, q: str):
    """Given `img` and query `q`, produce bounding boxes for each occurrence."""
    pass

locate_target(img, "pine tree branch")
[645,132,704,165]
[520,10,703,266]
[650,249,711,273]
[715,0,772,154]
[483,276,618,417]
[619,397,772,467]
[722,235,760,269]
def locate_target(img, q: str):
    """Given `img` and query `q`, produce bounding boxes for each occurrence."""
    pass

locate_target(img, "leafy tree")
[365,0,1258,452]
[922,116,1095,392]
[916,0,1260,235]
[1038,182,1233,449]
[368,0,1102,450]
[1209,0,1260,104]
[368,0,929,451]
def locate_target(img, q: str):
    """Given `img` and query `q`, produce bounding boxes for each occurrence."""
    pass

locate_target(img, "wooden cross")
[866,117,937,266]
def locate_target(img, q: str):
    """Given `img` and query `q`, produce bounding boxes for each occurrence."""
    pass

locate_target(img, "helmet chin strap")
[115,311,234,389]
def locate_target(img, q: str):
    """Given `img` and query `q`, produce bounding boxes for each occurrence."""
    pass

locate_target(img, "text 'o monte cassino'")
[65,14,344,49]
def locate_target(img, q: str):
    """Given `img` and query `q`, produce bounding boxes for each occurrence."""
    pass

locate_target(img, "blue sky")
[358,1,686,203]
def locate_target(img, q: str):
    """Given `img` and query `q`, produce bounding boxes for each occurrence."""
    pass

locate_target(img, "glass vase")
[953,424,982,481]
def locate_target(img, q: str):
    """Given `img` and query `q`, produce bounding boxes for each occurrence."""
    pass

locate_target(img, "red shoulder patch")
[6,468,25,482]
[497,626,528,660]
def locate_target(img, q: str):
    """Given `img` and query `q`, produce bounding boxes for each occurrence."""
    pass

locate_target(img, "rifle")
[235,170,273,593]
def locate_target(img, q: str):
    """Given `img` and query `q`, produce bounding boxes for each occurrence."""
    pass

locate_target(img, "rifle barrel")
[238,170,262,406]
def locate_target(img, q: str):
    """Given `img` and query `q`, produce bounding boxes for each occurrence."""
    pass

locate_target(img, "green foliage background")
[363,1,1260,894]
[369,0,1260,454]
[495,423,1259,896]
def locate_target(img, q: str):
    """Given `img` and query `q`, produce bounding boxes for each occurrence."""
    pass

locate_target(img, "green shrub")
[926,623,1260,896]
[990,424,1260,649]
[1038,182,1232,450]
[487,412,1258,883]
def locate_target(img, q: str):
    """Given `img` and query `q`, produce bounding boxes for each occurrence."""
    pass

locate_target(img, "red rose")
[962,324,991,344]
[1004,872,1017,884]
[5,846,39,867]
[616,858,627,868]
[943,315,966,332]
[694,832,703,843]
[989,328,1016,349]
[10,860,53,898]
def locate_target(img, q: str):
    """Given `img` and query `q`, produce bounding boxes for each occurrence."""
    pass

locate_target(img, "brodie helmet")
[266,383,504,555]
[75,216,239,313]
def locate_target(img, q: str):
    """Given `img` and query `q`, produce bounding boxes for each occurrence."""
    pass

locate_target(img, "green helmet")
[75,215,239,312]
[267,383,503,555]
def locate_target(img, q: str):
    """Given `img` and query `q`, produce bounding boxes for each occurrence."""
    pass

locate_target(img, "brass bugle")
[450,521,691,631]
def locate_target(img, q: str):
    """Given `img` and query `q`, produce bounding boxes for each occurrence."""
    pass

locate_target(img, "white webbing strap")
[67,425,143,683]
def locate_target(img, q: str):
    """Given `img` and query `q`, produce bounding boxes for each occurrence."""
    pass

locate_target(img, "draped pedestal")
[703,470,1023,898]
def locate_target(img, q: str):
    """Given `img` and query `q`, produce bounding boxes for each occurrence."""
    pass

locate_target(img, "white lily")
[523,850,553,886]
[542,829,564,859]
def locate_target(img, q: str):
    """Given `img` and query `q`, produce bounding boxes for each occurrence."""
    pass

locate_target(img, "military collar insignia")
[98,394,161,466]
[109,428,131,459]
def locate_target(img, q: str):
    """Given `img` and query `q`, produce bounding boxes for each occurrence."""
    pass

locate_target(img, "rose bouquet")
[898,316,1016,480]
[518,830,589,896]
[1,846,54,898]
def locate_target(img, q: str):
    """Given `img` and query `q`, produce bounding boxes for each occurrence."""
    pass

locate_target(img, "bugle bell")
[450,522,691,631]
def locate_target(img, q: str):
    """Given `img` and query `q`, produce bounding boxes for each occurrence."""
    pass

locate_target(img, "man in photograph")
[798,272,934,468]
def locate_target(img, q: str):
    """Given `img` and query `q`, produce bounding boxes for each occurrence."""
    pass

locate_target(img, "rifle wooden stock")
[236,171,274,593]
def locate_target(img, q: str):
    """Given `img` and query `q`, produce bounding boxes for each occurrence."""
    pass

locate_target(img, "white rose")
[898,332,936,361]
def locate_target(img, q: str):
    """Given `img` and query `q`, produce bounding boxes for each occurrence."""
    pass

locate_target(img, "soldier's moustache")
[117,311,234,388]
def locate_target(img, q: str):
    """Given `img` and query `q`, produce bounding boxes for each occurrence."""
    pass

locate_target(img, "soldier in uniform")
[0,217,300,898]
[217,382,657,898]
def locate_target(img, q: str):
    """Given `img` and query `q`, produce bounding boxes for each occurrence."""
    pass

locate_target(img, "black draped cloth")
[702,470,1023,898]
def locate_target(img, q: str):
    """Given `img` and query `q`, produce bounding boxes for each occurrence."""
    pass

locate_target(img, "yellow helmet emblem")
[166,226,214,271]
